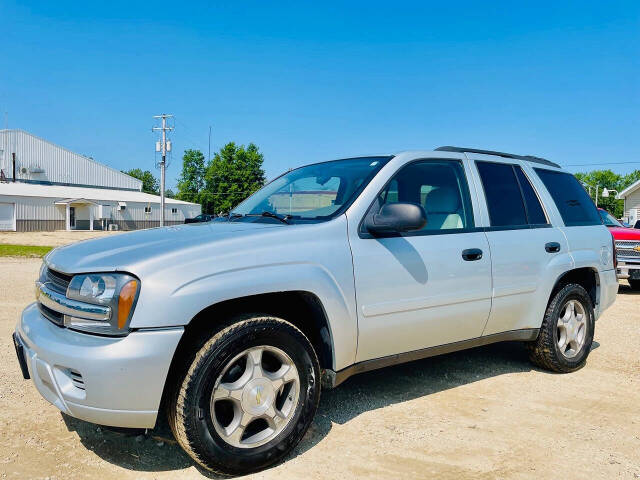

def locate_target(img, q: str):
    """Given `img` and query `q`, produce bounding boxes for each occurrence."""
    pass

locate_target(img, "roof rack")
[434,146,561,168]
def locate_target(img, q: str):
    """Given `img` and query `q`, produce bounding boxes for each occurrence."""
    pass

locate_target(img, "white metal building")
[0,129,200,231]
[618,180,640,227]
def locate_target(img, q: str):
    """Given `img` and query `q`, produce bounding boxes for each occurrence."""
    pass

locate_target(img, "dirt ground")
[1,256,639,479]
[0,231,120,247]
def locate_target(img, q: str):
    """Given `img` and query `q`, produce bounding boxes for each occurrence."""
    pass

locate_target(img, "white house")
[618,179,640,227]
[0,129,200,231]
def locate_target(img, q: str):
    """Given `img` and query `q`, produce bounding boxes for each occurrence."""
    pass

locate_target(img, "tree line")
[121,141,265,215]
[574,169,640,218]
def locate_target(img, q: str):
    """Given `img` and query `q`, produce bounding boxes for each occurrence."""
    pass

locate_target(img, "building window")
[171,208,178,214]
[144,206,152,214]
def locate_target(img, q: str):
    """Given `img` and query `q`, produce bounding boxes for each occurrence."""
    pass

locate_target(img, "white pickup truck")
[14,147,618,475]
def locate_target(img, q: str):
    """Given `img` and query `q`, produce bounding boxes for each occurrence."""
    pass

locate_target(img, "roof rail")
[434,146,561,168]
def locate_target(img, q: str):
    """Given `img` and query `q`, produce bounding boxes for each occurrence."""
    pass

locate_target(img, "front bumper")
[15,303,183,428]
[616,260,640,280]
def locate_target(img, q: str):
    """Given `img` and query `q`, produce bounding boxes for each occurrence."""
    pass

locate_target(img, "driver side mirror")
[365,202,427,235]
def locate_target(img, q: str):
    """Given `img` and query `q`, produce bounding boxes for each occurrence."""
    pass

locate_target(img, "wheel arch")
[157,290,336,428]
[548,266,600,311]
[185,290,334,370]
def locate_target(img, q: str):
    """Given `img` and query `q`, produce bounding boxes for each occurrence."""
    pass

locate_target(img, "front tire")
[167,315,321,475]
[527,283,595,373]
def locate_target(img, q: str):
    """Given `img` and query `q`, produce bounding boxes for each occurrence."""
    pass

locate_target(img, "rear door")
[470,159,570,335]
[533,167,615,279]
[0,202,15,231]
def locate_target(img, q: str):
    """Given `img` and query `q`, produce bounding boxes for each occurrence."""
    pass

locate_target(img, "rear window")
[534,169,601,226]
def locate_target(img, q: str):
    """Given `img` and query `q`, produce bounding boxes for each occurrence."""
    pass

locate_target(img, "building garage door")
[0,203,16,231]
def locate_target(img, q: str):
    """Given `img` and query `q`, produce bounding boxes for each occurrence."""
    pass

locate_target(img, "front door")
[69,207,76,229]
[350,159,492,362]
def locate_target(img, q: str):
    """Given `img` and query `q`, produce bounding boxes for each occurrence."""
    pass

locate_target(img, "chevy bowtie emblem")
[634,245,640,253]
[256,388,262,405]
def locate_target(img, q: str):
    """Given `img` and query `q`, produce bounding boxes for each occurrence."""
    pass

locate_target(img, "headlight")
[65,273,140,336]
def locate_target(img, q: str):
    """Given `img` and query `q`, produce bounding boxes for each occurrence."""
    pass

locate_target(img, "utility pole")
[208,125,212,161]
[152,114,174,227]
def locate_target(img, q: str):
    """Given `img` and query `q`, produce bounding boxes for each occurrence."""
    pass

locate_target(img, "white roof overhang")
[54,198,99,206]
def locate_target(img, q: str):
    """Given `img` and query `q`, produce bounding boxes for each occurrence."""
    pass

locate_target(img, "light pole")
[581,182,599,206]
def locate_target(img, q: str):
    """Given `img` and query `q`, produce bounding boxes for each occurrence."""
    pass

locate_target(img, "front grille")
[45,268,72,294]
[616,241,640,259]
[38,303,64,326]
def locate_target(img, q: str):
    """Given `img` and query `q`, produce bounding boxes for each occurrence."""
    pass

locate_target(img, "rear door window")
[476,162,527,227]
[477,162,550,228]
[534,169,601,226]
[514,167,548,225]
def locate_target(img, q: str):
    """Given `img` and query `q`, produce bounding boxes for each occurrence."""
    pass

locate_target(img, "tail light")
[611,232,617,269]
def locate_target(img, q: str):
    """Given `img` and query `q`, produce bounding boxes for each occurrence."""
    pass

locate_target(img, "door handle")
[545,242,561,253]
[462,248,483,261]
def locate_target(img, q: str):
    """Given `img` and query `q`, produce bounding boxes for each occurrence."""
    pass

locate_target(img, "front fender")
[131,261,357,371]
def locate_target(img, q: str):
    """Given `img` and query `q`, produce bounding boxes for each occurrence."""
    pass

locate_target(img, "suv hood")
[46,222,284,274]
[607,226,640,241]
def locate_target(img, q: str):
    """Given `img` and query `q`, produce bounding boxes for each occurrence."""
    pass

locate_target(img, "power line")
[173,117,209,154]
[565,161,640,167]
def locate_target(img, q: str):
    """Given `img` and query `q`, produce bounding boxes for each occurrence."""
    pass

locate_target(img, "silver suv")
[14,147,618,475]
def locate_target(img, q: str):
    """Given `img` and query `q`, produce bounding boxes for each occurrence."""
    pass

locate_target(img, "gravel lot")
[1,256,639,479]
[0,231,120,247]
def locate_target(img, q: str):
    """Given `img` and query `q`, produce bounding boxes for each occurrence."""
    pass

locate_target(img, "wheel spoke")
[212,383,232,400]
[246,347,264,379]
[264,404,285,429]
[225,411,254,444]
[267,364,297,391]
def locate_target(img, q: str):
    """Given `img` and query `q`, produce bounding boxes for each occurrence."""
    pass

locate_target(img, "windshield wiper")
[258,211,291,224]
[227,211,291,224]
[227,212,244,221]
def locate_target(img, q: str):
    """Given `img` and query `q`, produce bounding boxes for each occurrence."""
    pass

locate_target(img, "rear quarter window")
[534,169,601,226]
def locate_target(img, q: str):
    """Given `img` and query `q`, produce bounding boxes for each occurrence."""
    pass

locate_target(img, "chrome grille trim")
[615,240,640,258]
[36,282,111,322]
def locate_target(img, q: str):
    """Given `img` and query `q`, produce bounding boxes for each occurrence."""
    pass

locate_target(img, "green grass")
[0,244,53,258]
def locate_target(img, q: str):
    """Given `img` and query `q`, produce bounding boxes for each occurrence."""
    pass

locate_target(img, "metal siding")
[0,130,143,191]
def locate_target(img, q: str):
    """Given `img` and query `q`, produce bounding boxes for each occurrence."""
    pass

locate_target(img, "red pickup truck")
[599,208,640,290]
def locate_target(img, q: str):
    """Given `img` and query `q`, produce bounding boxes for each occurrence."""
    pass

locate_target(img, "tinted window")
[373,160,474,232]
[515,167,548,225]
[599,209,622,227]
[477,162,527,227]
[534,169,601,226]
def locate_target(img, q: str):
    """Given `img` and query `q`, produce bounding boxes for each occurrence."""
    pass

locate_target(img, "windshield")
[599,209,622,227]
[230,156,391,223]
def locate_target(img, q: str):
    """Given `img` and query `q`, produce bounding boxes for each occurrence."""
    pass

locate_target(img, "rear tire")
[527,283,594,373]
[628,279,640,291]
[167,315,321,475]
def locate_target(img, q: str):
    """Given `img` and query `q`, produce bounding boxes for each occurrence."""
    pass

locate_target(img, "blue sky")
[1,1,639,189]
